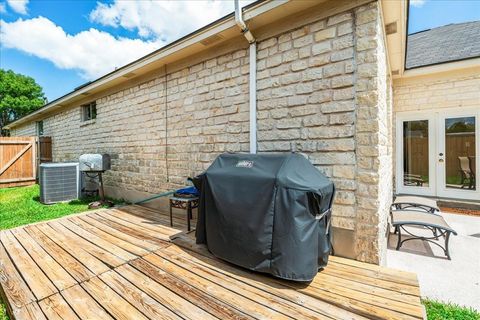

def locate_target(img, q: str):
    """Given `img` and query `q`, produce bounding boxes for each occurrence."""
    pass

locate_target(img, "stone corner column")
[352,1,392,265]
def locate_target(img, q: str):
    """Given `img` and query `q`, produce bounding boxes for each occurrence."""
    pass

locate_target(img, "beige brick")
[293,35,313,48]
[291,26,309,39]
[276,118,302,129]
[333,165,356,179]
[312,41,331,55]
[338,21,353,36]
[327,12,352,26]
[303,114,329,127]
[323,62,344,77]
[310,152,355,165]
[330,112,355,125]
[317,138,355,151]
[258,37,277,50]
[307,126,354,139]
[335,191,356,205]
[321,100,355,113]
[309,54,330,67]
[331,48,354,62]
[356,8,377,25]
[291,60,308,71]
[314,27,336,42]
[331,75,354,88]
[266,54,283,68]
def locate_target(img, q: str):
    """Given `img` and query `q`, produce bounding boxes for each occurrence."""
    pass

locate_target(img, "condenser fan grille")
[40,163,80,204]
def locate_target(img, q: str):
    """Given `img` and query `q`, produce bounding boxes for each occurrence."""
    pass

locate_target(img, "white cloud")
[90,0,253,40]
[6,0,28,15]
[0,17,162,79]
[410,0,426,8]
[1,1,255,81]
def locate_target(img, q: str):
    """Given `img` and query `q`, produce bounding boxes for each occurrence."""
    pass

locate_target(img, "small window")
[81,102,97,121]
[36,121,44,136]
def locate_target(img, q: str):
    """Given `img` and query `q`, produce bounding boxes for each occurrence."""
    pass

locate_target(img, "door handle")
[439,159,444,163]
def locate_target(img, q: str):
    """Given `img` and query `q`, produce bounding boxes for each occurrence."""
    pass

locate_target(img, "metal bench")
[392,195,440,213]
[391,210,457,259]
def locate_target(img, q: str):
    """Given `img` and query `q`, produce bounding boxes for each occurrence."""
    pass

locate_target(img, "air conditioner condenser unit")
[39,162,80,204]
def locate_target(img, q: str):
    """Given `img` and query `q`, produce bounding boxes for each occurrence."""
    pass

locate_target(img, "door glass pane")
[403,120,429,187]
[445,117,476,190]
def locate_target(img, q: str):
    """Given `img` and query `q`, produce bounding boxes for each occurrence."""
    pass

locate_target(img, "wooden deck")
[0,205,425,320]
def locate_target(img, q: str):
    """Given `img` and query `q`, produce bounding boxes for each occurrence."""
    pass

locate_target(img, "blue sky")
[1,0,479,102]
[408,0,480,34]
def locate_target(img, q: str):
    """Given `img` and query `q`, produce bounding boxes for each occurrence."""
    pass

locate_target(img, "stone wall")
[11,122,36,136]
[10,1,391,264]
[352,2,393,265]
[256,9,358,233]
[20,49,250,195]
[255,1,391,263]
[393,71,480,112]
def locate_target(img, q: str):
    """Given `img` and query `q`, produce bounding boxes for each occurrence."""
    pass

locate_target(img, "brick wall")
[256,10,357,232]
[11,122,36,136]
[31,50,250,195]
[10,1,391,264]
[255,2,391,263]
[394,72,480,112]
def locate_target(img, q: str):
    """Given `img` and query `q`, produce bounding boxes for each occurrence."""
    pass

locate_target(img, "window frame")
[36,120,44,136]
[81,101,97,122]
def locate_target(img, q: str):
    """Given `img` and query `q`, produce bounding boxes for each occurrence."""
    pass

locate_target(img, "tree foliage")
[0,69,46,136]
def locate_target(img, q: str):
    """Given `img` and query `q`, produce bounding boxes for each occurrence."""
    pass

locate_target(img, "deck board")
[0,205,424,319]
[0,230,57,301]
[38,293,80,320]
[10,228,77,291]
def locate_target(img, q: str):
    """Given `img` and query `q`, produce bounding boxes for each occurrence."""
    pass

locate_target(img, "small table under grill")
[169,196,199,231]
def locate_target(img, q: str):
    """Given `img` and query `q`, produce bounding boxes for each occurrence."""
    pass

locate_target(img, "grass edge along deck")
[0,205,425,319]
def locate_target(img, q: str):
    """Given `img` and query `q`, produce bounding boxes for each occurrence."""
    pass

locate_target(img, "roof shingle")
[406,21,480,69]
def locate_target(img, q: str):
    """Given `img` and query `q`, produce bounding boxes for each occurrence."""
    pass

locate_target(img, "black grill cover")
[192,153,335,281]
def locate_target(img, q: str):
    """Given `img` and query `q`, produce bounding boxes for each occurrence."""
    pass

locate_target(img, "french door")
[396,108,480,201]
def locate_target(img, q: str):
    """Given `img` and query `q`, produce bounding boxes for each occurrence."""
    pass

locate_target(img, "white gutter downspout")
[234,0,257,154]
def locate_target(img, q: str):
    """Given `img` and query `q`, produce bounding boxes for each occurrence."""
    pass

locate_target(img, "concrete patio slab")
[387,211,480,311]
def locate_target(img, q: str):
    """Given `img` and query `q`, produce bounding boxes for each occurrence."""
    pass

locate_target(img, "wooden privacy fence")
[0,136,52,188]
[445,132,476,180]
[39,136,53,162]
[404,133,476,181]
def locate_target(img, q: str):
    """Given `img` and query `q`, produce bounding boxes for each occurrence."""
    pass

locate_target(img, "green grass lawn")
[0,184,122,230]
[0,300,7,320]
[424,299,480,320]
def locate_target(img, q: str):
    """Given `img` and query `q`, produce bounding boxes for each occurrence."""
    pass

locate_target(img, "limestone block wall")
[10,0,391,264]
[11,122,36,136]
[26,50,250,195]
[393,70,480,113]
[256,1,391,263]
[352,2,393,264]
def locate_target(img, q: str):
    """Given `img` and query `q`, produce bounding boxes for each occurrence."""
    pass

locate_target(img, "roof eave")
[6,0,290,130]
[401,56,480,78]
[381,0,408,79]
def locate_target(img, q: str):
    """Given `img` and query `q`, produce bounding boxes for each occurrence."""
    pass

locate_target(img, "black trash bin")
[192,153,335,281]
